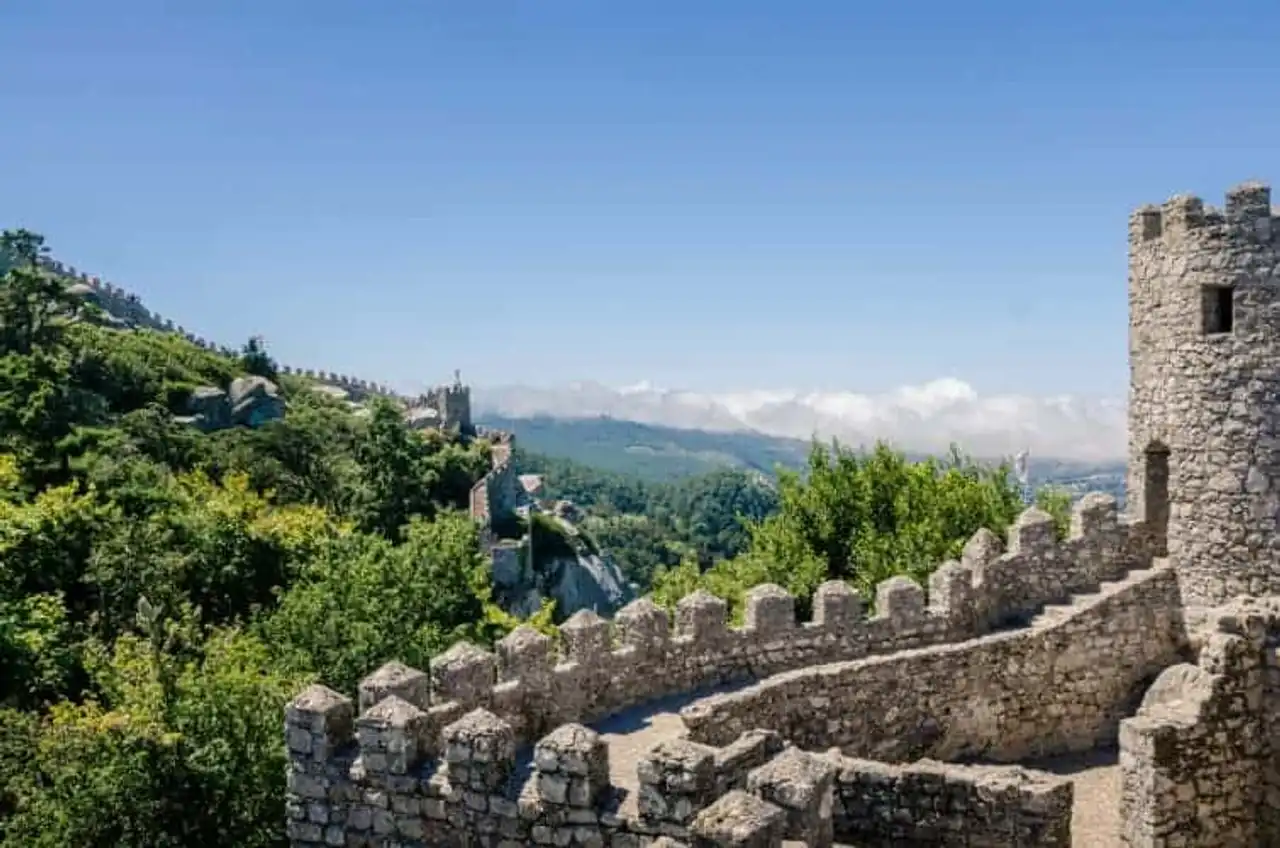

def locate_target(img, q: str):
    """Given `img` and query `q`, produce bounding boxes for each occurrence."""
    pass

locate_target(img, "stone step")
[1026,568,1157,628]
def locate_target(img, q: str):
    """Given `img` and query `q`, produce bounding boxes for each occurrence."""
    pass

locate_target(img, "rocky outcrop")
[490,514,635,619]
[178,376,286,432]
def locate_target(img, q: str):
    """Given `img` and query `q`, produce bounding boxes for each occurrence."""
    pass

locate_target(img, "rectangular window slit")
[1202,285,1235,334]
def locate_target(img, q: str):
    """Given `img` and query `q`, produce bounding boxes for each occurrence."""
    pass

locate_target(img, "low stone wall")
[828,755,1073,847]
[680,562,1187,764]
[301,497,1155,757]
[1119,595,1280,848]
[286,695,1069,848]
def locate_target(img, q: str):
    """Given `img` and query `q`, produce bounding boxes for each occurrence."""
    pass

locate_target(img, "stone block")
[874,575,925,622]
[533,723,610,809]
[637,739,719,825]
[811,580,863,629]
[676,590,729,642]
[690,790,786,848]
[742,584,795,637]
[615,597,671,653]
[746,748,837,847]
[358,660,429,712]
[430,641,497,708]
[559,609,611,662]
[286,684,355,761]
[962,527,1003,568]
[441,708,517,792]
[356,695,431,776]
[1070,492,1118,539]
[496,624,554,685]
[927,560,975,630]
[1008,507,1056,554]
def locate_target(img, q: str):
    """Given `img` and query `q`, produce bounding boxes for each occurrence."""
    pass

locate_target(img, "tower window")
[1201,285,1235,334]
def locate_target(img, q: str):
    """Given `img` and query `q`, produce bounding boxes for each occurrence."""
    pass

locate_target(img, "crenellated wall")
[307,494,1148,754]
[285,695,1076,848]
[680,561,1185,763]
[284,491,1169,846]
[1119,595,1280,848]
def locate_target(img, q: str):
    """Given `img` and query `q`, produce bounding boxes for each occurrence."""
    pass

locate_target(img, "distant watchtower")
[436,369,473,435]
[1127,181,1280,608]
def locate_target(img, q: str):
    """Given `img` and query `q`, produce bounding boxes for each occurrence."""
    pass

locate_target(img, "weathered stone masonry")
[284,494,1156,846]
[680,563,1184,761]
[1120,596,1280,847]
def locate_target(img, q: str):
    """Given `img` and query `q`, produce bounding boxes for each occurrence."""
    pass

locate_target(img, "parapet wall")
[828,755,1073,847]
[286,696,1075,848]
[680,560,1186,765]
[322,495,1148,756]
[1119,595,1280,848]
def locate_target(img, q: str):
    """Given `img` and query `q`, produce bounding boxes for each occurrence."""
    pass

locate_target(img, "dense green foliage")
[516,452,780,587]
[645,443,1071,622]
[519,441,1072,624]
[0,232,524,847]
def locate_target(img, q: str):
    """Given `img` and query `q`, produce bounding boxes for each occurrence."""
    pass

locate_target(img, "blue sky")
[2,1,1277,399]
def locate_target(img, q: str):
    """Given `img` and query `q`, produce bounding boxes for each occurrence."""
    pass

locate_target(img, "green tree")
[238,336,277,381]
[352,400,439,540]
[262,511,490,694]
[0,230,76,357]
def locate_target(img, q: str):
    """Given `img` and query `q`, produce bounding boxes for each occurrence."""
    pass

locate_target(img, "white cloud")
[472,378,1127,462]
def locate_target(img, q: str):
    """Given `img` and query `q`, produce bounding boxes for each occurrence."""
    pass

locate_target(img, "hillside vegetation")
[0,230,1071,847]
[0,231,543,847]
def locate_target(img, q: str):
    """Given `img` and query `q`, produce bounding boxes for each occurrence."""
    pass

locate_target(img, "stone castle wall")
[469,430,518,530]
[1119,595,1280,847]
[680,563,1185,763]
[284,492,1160,846]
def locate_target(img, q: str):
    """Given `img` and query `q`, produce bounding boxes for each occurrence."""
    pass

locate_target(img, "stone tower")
[1127,180,1280,608]
[437,370,473,435]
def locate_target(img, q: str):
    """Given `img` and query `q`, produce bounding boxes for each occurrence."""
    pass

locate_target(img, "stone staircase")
[1025,566,1161,629]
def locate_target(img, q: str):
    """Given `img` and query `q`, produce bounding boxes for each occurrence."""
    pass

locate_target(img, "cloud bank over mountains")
[472,378,1127,462]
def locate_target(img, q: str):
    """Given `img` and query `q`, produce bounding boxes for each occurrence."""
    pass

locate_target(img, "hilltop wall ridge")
[39,258,408,399]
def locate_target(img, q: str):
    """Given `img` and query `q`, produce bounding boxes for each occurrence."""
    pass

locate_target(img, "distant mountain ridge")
[473,378,1126,464]
[476,412,1127,503]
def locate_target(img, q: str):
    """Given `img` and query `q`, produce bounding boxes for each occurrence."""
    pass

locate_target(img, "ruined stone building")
[283,181,1280,847]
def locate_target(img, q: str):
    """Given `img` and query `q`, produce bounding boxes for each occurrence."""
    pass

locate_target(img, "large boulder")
[183,386,232,431]
[179,377,285,432]
[228,376,285,427]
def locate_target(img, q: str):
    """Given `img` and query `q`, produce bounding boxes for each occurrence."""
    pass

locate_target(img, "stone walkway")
[587,696,1124,846]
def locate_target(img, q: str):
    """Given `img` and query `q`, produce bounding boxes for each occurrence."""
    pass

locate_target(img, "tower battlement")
[1129,181,1274,244]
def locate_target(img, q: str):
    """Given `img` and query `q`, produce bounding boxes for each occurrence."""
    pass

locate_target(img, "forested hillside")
[0,231,542,847]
